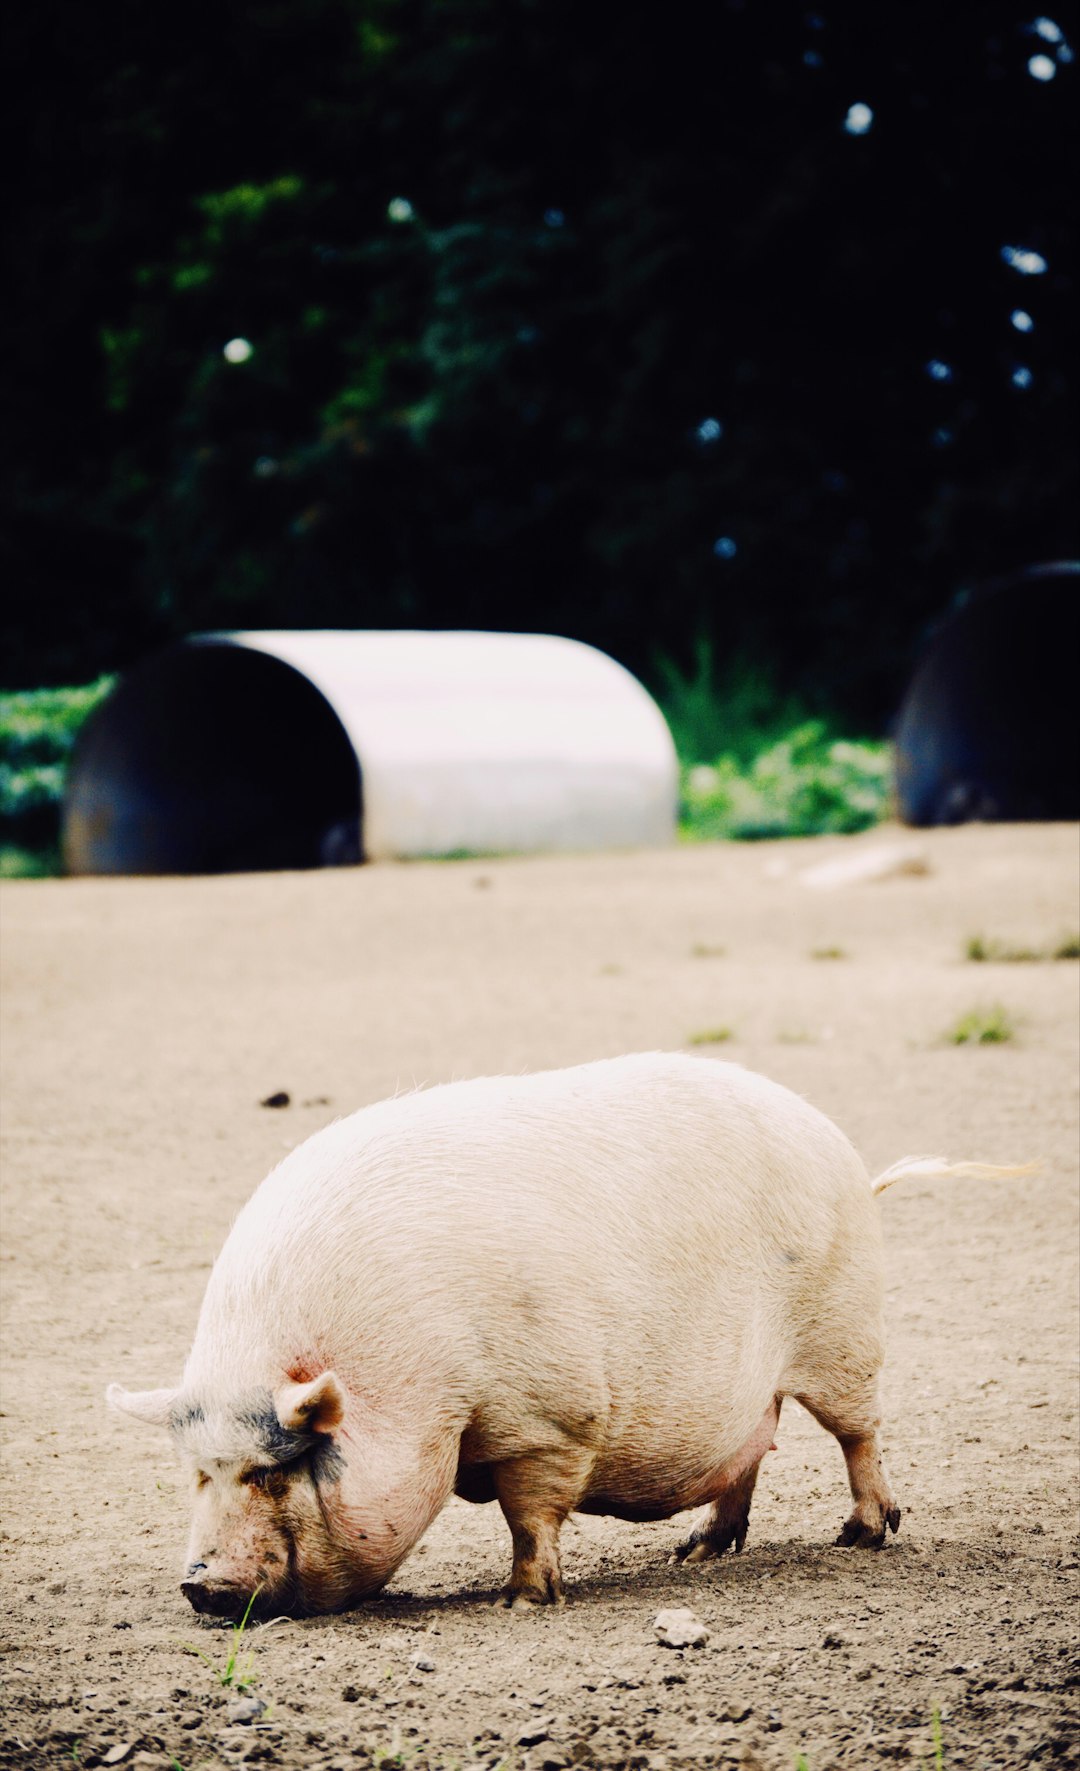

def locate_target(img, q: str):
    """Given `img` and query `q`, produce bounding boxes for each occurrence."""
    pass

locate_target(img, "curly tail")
[870,1156,1038,1196]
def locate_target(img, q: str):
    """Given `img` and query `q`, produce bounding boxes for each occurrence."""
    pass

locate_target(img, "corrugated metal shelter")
[62,631,678,874]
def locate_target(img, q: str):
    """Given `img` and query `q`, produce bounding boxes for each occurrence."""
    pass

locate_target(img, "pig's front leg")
[493,1445,595,1607]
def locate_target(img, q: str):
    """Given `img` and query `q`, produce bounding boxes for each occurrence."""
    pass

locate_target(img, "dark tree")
[3,1,1077,722]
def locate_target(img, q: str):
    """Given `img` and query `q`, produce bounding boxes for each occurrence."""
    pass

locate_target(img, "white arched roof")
[220,630,677,859]
[63,631,678,872]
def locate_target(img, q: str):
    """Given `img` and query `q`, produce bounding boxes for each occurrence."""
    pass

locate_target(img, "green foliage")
[679,721,892,842]
[654,642,818,768]
[947,1005,1015,1046]
[688,1026,735,1046]
[0,844,60,879]
[5,4,1076,694]
[0,680,114,842]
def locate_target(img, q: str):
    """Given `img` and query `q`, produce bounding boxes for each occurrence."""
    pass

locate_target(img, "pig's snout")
[181,1566,253,1619]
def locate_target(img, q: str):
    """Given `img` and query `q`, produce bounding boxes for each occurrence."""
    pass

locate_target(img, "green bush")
[679,720,893,841]
[0,678,115,859]
[652,640,819,769]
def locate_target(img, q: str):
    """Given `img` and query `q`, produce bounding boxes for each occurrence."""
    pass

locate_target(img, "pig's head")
[107,1370,389,1618]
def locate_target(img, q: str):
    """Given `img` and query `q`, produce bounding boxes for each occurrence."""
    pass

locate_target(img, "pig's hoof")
[497,1588,563,1610]
[498,1573,564,1609]
[836,1506,901,1550]
[673,1517,748,1564]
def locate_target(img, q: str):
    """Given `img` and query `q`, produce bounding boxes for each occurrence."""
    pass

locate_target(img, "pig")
[107,1051,1019,1617]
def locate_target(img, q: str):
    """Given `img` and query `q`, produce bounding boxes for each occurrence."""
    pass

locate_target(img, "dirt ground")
[1,822,1078,1771]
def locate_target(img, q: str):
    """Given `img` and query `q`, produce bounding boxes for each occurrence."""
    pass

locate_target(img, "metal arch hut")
[62,631,679,874]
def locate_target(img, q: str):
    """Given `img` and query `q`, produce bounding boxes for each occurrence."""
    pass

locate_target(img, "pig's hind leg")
[492,1444,595,1607]
[796,1380,901,1549]
[673,1396,780,1564]
[673,1461,761,1563]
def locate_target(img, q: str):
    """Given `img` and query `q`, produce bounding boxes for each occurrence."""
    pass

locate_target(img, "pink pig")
[108,1052,1015,1615]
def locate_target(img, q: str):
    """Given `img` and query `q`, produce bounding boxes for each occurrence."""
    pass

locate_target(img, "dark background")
[4,1,1077,725]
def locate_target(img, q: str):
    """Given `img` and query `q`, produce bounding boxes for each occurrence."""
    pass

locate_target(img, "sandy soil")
[1,823,1078,1771]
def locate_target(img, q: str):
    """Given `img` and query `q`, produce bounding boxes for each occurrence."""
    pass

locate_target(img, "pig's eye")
[241,1466,287,1497]
[194,1470,210,1490]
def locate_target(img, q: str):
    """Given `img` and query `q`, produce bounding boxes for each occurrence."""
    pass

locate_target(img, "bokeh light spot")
[1011,309,1035,332]
[387,197,414,223]
[925,359,953,383]
[713,536,738,560]
[696,418,723,443]
[1001,245,1048,275]
[844,102,874,135]
[1027,53,1057,79]
[223,338,253,364]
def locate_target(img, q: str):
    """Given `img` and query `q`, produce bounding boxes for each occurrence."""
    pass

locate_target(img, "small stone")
[103,1747,135,1766]
[518,1716,554,1746]
[260,1091,291,1109]
[719,1701,753,1723]
[766,1708,783,1731]
[226,1697,267,1725]
[411,1653,436,1673]
[178,1711,202,1729]
[654,1606,708,1649]
[823,1631,845,1648]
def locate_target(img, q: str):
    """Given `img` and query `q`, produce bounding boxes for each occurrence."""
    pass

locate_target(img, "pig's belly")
[576,1396,780,1522]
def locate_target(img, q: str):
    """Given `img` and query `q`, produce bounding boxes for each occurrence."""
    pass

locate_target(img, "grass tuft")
[184,1586,261,1690]
[688,1026,734,1046]
[810,945,847,960]
[965,932,1080,963]
[947,1005,1015,1046]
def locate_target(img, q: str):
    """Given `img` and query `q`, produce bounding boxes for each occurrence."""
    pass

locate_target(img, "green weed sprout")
[184,1586,261,1690]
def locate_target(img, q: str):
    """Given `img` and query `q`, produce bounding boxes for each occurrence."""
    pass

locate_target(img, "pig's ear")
[275,1371,346,1436]
[106,1383,179,1427]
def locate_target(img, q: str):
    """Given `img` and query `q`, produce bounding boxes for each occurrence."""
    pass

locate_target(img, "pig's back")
[193,1053,874,1450]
